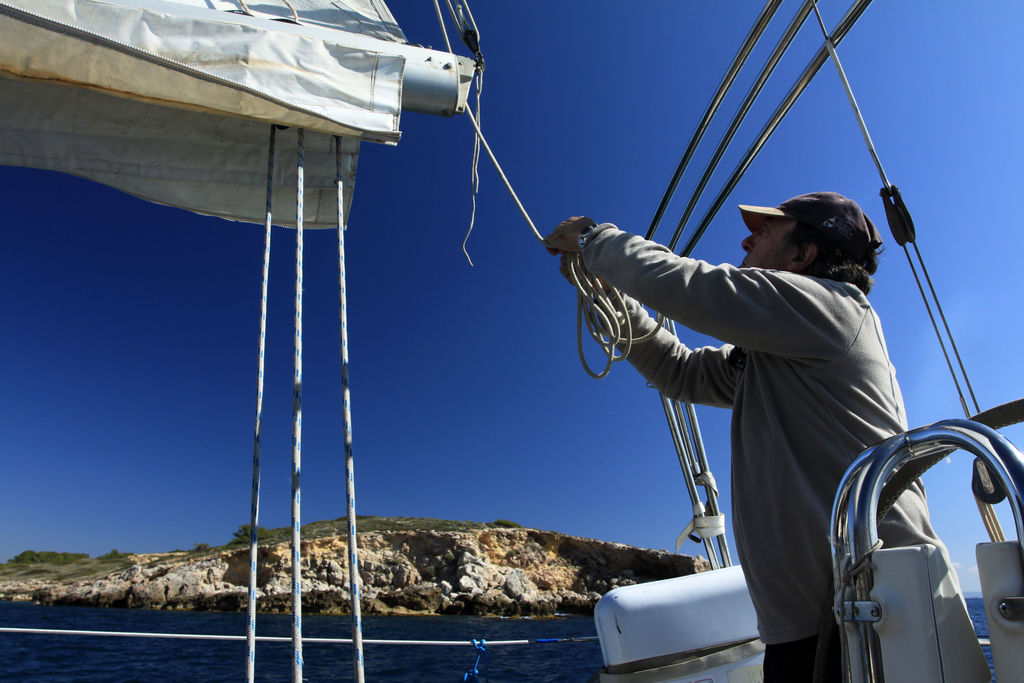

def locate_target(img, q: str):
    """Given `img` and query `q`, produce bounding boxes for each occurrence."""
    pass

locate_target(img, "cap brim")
[738,204,788,233]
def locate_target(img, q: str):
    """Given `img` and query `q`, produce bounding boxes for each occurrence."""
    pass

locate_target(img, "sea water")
[0,599,993,681]
[0,601,602,681]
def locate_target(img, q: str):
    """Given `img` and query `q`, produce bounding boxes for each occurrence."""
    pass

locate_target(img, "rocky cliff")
[1,528,709,616]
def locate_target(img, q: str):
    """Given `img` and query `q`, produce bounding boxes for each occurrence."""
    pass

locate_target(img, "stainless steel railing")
[830,419,1024,682]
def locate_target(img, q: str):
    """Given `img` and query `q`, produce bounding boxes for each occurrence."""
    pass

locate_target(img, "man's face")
[740,216,800,270]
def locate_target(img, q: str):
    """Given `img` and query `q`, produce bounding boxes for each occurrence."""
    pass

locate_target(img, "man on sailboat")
[544,191,951,682]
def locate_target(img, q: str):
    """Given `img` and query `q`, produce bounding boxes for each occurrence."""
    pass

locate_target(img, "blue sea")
[0,601,603,681]
[0,599,993,681]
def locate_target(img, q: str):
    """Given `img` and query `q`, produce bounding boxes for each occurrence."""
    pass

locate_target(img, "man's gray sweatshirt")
[582,225,945,644]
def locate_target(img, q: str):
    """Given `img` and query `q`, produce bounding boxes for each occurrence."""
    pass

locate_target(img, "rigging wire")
[640,0,874,563]
[659,392,723,568]
[900,251,975,418]
[639,2,811,562]
[665,0,817,252]
[681,399,731,565]
[910,241,980,414]
[807,0,1000,542]
[645,0,784,241]
[676,0,873,259]
[641,0,805,556]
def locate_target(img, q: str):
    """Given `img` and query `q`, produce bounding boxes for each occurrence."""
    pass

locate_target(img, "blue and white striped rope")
[335,136,366,683]
[246,124,277,683]
[290,128,305,682]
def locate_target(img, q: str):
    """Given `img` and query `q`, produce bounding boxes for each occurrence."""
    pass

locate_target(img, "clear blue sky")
[1,2,1022,594]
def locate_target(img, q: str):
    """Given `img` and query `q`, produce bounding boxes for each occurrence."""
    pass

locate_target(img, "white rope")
[0,626,593,647]
[279,0,300,24]
[460,69,484,265]
[290,128,305,682]
[246,124,276,683]
[462,107,659,379]
[431,0,452,54]
[334,136,365,683]
[566,253,631,380]
[461,107,540,242]
[809,2,888,187]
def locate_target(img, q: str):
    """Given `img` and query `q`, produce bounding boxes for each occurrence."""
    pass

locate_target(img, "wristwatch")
[577,222,599,250]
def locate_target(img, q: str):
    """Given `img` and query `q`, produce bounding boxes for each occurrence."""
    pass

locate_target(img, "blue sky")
[1,2,1022,594]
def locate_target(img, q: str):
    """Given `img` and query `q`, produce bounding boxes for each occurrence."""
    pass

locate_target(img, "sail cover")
[0,0,474,226]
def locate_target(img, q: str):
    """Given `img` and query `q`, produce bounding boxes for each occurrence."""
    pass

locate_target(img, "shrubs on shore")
[4,517,526,567]
[7,550,89,564]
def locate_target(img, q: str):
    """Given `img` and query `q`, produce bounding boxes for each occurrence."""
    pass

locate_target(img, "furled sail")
[0,0,474,225]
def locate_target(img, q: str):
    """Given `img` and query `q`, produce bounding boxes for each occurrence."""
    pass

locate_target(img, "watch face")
[578,226,593,248]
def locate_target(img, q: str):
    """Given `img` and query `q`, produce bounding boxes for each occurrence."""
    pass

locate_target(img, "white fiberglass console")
[593,565,763,682]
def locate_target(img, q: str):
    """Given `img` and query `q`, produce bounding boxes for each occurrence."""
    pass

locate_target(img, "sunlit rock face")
[2,529,709,616]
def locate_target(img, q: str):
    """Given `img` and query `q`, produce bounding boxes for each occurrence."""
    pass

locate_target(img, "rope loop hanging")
[463,109,658,380]
[564,251,660,379]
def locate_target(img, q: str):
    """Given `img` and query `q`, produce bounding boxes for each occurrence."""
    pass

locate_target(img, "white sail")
[0,0,474,225]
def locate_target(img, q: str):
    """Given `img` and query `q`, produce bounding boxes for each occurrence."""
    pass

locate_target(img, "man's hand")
[543,216,596,255]
[544,216,609,288]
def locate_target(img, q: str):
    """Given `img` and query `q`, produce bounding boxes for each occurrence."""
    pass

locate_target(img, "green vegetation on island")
[1,515,523,583]
[1,549,136,583]
[8,550,90,565]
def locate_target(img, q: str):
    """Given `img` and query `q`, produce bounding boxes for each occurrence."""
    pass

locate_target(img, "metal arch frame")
[676,0,873,258]
[829,419,1024,682]
[644,0,783,242]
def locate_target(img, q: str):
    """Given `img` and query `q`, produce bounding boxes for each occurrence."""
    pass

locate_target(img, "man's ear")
[790,241,818,273]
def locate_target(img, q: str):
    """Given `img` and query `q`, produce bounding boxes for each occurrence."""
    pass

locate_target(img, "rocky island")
[0,519,709,617]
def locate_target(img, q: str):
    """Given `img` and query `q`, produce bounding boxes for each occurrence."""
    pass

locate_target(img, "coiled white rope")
[462,108,657,378]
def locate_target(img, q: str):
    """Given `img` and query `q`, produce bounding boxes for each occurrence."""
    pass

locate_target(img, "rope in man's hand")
[464,110,657,379]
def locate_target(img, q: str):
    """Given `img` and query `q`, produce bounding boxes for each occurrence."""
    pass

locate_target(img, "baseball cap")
[738,191,883,262]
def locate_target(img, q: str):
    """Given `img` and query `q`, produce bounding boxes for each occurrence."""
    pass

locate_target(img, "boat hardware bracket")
[841,600,882,623]
[997,596,1024,621]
